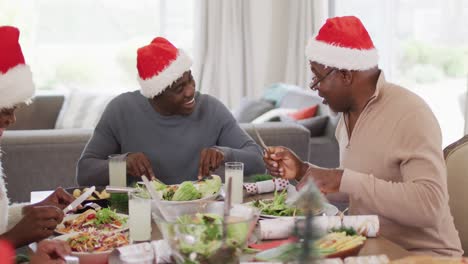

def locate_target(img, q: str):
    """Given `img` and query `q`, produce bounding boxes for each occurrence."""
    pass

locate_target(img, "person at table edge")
[0,26,74,255]
[76,37,265,186]
[264,16,463,256]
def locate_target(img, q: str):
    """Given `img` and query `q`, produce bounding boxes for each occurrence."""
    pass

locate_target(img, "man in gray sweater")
[76,37,265,186]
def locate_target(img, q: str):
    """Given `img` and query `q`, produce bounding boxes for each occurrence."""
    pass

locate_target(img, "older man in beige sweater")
[264,16,462,256]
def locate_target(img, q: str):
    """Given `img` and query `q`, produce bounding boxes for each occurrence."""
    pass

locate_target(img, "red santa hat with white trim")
[305,16,378,70]
[0,26,35,109]
[137,37,192,98]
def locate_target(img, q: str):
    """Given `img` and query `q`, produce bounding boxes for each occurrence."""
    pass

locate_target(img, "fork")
[252,124,270,153]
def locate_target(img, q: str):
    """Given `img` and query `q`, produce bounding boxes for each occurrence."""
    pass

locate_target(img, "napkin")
[259,218,296,240]
[151,240,172,263]
[244,178,289,195]
[108,240,171,264]
[316,259,344,264]
[249,237,296,251]
[342,215,379,237]
[258,215,379,240]
[344,255,389,264]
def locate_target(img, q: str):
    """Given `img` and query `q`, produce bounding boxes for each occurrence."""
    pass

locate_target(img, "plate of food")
[55,208,128,235]
[54,230,130,264]
[138,175,223,204]
[246,190,338,218]
[315,230,366,258]
[65,186,111,213]
[253,230,366,262]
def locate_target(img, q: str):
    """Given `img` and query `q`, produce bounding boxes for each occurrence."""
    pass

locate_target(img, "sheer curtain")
[193,0,327,109]
[284,0,319,88]
[193,0,255,108]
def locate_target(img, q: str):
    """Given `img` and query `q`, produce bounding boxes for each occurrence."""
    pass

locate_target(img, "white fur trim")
[138,49,192,98]
[0,156,8,234]
[305,38,379,70]
[0,152,29,233]
[0,64,35,108]
[7,203,28,231]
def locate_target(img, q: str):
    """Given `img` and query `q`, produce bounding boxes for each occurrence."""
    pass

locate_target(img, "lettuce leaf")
[198,175,222,197]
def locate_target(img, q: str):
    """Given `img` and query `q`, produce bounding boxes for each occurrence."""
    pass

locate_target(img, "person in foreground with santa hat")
[264,16,462,256]
[0,26,75,262]
[77,37,265,186]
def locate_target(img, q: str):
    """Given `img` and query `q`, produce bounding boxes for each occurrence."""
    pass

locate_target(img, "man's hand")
[126,152,155,179]
[33,187,74,210]
[306,167,343,194]
[5,206,64,248]
[198,147,225,178]
[30,239,71,264]
[263,146,308,180]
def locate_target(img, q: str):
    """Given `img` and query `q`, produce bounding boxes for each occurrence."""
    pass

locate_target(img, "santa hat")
[0,26,35,109]
[305,16,378,71]
[137,37,192,98]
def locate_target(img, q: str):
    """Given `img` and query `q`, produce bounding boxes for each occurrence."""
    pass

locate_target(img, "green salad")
[252,189,302,217]
[167,213,249,264]
[146,175,222,202]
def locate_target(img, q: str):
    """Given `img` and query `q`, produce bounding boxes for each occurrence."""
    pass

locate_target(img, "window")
[332,0,468,146]
[0,0,194,93]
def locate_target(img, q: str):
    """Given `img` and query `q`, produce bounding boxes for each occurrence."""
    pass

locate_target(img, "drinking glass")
[109,154,127,187]
[128,191,152,242]
[224,162,244,204]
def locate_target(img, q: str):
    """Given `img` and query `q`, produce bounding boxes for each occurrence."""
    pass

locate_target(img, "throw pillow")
[232,98,275,123]
[281,114,329,137]
[251,108,296,124]
[262,83,304,107]
[55,90,117,129]
[287,104,318,120]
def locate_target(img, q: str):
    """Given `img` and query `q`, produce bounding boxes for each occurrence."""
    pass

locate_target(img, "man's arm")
[337,111,447,228]
[215,119,265,176]
[76,103,121,186]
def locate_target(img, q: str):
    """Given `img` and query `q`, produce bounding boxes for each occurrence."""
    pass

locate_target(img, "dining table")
[149,191,412,261]
[31,189,412,262]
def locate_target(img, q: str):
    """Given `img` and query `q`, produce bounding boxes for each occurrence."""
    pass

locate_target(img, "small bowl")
[153,201,260,264]
[65,186,110,213]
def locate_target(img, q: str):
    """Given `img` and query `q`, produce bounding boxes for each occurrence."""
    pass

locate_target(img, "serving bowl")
[152,201,259,264]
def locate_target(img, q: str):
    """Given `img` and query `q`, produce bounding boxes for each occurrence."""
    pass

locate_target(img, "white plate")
[55,212,128,235]
[54,232,126,264]
[245,200,339,219]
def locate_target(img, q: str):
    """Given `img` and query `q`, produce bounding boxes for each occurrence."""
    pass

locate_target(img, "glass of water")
[225,162,244,204]
[128,191,152,242]
[109,154,127,187]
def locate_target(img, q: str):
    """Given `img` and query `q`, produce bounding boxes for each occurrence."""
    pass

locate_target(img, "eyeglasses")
[309,69,336,91]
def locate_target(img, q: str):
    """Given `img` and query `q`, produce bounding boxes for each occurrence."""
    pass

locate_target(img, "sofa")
[3,95,312,203]
[233,84,340,169]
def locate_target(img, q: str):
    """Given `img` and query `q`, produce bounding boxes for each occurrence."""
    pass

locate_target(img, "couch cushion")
[281,115,329,137]
[279,89,327,116]
[262,83,303,107]
[8,95,65,130]
[251,108,295,123]
[55,90,117,129]
[287,104,318,120]
[232,98,275,123]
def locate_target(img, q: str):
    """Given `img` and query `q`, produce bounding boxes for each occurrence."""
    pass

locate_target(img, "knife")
[63,186,95,214]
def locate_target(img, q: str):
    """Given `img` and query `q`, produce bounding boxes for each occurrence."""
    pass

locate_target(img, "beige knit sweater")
[331,72,462,256]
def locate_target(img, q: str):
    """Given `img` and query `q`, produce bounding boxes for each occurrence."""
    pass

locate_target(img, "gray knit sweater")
[76,91,265,186]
